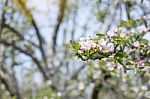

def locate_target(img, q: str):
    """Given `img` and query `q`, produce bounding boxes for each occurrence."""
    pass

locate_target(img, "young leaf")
[70,40,80,51]
[115,52,128,58]
[96,33,105,38]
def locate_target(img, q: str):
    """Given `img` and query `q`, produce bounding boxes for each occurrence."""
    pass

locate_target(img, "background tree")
[0,0,150,99]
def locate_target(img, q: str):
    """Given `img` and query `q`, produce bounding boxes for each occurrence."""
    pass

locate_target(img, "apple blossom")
[133,41,140,48]
[105,62,115,71]
[78,82,85,90]
[138,26,147,33]
[106,43,114,52]
[99,39,107,46]
[57,92,62,97]
[120,33,126,38]
[72,27,150,74]
[79,38,97,50]
[97,44,102,51]
[78,49,83,54]
[107,31,116,37]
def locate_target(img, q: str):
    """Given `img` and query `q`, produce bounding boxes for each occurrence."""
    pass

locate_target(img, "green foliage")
[70,40,80,51]
[140,39,149,45]
[96,33,105,38]
[96,11,106,22]
[70,19,150,74]
[119,19,145,28]
[120,20,136,28]
[115,52,128,59]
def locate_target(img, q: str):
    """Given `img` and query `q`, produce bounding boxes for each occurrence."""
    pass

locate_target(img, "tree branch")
[52,0,67,53]
[0,39,48,80]
[31,19,48,70]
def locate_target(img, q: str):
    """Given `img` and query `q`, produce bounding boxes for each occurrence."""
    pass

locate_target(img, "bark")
[52,0,67,53]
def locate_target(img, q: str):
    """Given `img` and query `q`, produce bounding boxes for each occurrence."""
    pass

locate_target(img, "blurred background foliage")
[0,0,150,99]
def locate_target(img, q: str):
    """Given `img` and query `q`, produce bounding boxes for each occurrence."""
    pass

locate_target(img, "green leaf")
[120,20,136,28]
[144,62,150,66]
[85,50,90,57]
[126,61,134,65]
[70,40,80,51]
[96,11,106,22]
[131,33,138,41]
[113,36,126,45]
[140,39,149,45]
[3,5,9,11]
[70,40,75,45]
[139,66,144,69]
[115,52,128,59]
[99,60,106,67]
[74,44,80,51]
[65,43,71,48]
[96,33,105,38]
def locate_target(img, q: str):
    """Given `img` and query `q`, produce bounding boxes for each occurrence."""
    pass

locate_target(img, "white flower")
[141,85,148,91]
[93,71,101,79]
[144,91,150,98]
[46,80,52,85]
[133,41,140,48]
[99,39,107,46]
[106,62,114,71]
[131,87,139,94]
[57,92,62,97]
[78,50,83,54]
[1,84,5,90]
[79,37,97,50]
[107,43,114,52]
[120,33,126,38]
[97,44,102,51]
[79,37,86,41]
[98,39,108,52]
[138,26,147,33]
[43,96,48,99]
[124,47,130,53]
[81,56,87,60]
[107,31,116,37]
[78,82,85,90]
[86,36,91,40]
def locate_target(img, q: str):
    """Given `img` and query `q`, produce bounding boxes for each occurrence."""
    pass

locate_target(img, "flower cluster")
[78,31,116,53]
[79,37,97,51]
[70,18,150,99]
[133,41,140,48]
[71,28,150,72]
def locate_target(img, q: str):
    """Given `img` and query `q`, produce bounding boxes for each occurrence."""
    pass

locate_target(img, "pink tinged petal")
[133,41,140,48]
[78,50,83,54]
[97,45,102,51]
[79,37,84,41]
[78,82,85,90]
[120,33,126,38]
[107,43,114,52]
[99,39,107,46]
[139,26,147,33]
[86,36,91,40]
[107,31,116,37]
